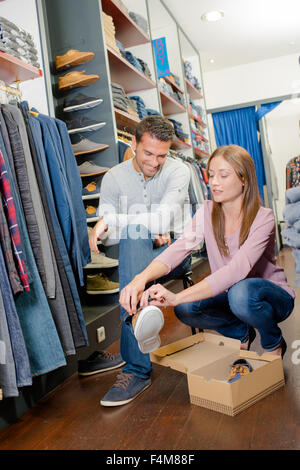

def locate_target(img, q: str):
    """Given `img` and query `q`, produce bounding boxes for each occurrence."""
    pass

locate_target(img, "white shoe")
[132,306,164,354]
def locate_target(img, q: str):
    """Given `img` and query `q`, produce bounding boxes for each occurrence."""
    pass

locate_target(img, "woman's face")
[208,156,244,204]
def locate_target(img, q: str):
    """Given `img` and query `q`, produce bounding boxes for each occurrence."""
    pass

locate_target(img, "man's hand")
[154,233,171,248]
[119,276,146,316]
[140,283,177,308]
[89,217,107,254]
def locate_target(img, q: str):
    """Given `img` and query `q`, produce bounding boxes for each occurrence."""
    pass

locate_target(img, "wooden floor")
[0,247,299,450]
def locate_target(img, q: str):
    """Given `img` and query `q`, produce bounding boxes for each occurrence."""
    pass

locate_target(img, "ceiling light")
[201,10,224,22]
[209,59,215,63]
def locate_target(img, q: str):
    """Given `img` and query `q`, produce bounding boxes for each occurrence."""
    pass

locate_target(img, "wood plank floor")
[0,248,299,450]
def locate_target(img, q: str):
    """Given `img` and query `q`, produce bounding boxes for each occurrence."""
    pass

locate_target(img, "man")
[89,116,192,406]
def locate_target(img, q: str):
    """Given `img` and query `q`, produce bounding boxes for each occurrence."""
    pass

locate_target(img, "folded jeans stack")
[168,118,189,142]
[125,51,144,74]
[129,11,149,35]
[102,11,121,56]
[282,186,300,286]
[130,96,148,119]
[184,60,201,92]
[160,79,185,107]
[137,58,152,79]
[0,16,40,68]
[111,82,129,113]
[146,108,161,117]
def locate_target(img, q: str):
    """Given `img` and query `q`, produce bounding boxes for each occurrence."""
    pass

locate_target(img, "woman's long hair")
[207,145,262,257]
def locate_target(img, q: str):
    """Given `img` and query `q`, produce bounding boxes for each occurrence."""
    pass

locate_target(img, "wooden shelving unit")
[160,89,186,116]
[101,0,150,47]
[114,107,140,131]
[194,148,210,158]
[162,75,185,95]
[171,139,192,151]
[190,113,207,128]
[107,45,156,93]
[185,77,203,100]
[0,51,42,85]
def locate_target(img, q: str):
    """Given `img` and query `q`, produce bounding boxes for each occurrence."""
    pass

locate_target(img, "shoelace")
[227,364,251,382]
[113,372,134,391]
[99,351,115,360]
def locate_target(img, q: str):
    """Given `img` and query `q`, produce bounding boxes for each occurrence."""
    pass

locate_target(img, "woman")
[120,145,295,357]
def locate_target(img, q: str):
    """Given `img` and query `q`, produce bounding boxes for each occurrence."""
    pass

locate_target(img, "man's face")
[132,133,171,178]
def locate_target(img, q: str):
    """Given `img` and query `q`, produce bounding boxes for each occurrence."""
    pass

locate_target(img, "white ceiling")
[163,0,300,72]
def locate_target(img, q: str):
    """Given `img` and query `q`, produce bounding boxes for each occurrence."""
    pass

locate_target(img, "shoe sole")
[74,144,109,156]
[63,99,103,112]
[86,288,119,294]
[84,261,119,268]
[56,53,95,71]
[59,76,99,91]
[134,306,164,354]
[68,122,106,134]
[100,383,151,407]
[78,360,126,376]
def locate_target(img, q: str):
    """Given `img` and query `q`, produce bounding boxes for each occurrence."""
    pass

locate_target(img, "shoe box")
[150,332,284,416]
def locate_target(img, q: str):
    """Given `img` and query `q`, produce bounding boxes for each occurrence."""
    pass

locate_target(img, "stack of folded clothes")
[102,11,121,56]
[160,78,186,107]
[0,16,40,68]
[146,108,161,116]
[189,99,205,121]
[125,50,144,73]
[184,60,202,92]
[168,118,189,142]
[110,82,139,119]
[129,11,149,35]
[129,95,148,119]
[116,39,152,79]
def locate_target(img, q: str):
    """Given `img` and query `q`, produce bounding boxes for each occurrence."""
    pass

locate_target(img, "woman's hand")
[119,276,146,316]
[140,283,178,309]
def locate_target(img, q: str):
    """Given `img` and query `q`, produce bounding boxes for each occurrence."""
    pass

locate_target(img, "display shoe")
[78,351,125,376]
[86,205,97,218]
[63,92,103,112]
[72,137,109,156]
[66,116,106,134]
[56,49,95,71]
[82,180,100,196]
[86,273,119,294]
[132,305,164,354]
[84,251,118,268]
[78,161,109,176]
[58,70,99,91]
[227,359,253,383]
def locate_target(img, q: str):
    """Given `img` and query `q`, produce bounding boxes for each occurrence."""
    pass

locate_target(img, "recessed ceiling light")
[201,10,224,22]
[209,59,215,63]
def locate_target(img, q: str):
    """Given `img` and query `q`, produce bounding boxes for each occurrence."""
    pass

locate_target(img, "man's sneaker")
[77,161,109,176]
[56,49,95,71]
[84,251,118,268]
[63,93,103,112]
[82,180,100,196]
[100,372,151,407]
[132,305,164,354]
[78,351,125,376]
[58,70,99,91]
[66,116,106,134]
[86,205,97,218]
[72,137,109,156]
[86,273,119,294]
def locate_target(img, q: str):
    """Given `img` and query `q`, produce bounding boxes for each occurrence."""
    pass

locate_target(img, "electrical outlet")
[97,326,105,344]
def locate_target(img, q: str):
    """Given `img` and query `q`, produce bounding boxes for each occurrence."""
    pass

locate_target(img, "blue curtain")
[256,101,281,122]
[212,106,266,201]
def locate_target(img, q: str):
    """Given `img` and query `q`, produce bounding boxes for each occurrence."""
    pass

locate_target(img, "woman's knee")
[174,302,194,323]
[228,279,260,318]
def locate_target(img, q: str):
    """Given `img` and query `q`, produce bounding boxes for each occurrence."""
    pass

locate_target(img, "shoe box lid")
[150,332,284,416]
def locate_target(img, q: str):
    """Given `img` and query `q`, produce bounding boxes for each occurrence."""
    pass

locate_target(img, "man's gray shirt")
[98,157,192,245]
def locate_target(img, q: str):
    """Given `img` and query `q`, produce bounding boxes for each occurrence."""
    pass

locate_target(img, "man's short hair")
[135,116,175,143]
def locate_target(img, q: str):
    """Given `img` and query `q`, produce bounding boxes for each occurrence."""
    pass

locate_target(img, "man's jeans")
[119,224,191,379]
[174,278,294,351]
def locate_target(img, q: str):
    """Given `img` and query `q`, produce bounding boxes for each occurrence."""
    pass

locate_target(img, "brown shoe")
[56,49,95,71]
[58,70,99,91]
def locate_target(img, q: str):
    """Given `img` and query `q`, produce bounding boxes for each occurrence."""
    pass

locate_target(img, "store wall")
[203,53,300,111]
[0,0,49,113]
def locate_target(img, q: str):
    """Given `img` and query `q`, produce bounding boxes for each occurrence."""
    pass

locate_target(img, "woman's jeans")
[174,278,294,351]
[119,224,191,379]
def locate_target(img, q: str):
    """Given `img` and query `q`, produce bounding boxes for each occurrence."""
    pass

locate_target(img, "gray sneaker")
[78,351,125,376]
[77,161,109,175]
[72,138,109,156]
[100,372,151,407]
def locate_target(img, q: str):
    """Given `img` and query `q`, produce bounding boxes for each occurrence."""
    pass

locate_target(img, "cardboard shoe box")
[150,332,285,416]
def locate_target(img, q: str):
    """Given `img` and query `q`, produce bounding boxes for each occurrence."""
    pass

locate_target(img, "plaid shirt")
[0,151,30,292]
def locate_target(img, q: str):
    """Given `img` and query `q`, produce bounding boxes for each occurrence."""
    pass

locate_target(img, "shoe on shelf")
[84,251,118,268]
[100,372,151,407]
[78,351,125,376]
[86,273,119,294]
[77,161,109,176]
[63,92,103,112]
[132,305,164,354]
[227,359,253,383]
[82,180,100,196]
[86,205,97,218]
[58,70,99,91]
[67,116,106,134]
[72,137,109,156]
[56,49,95,71]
